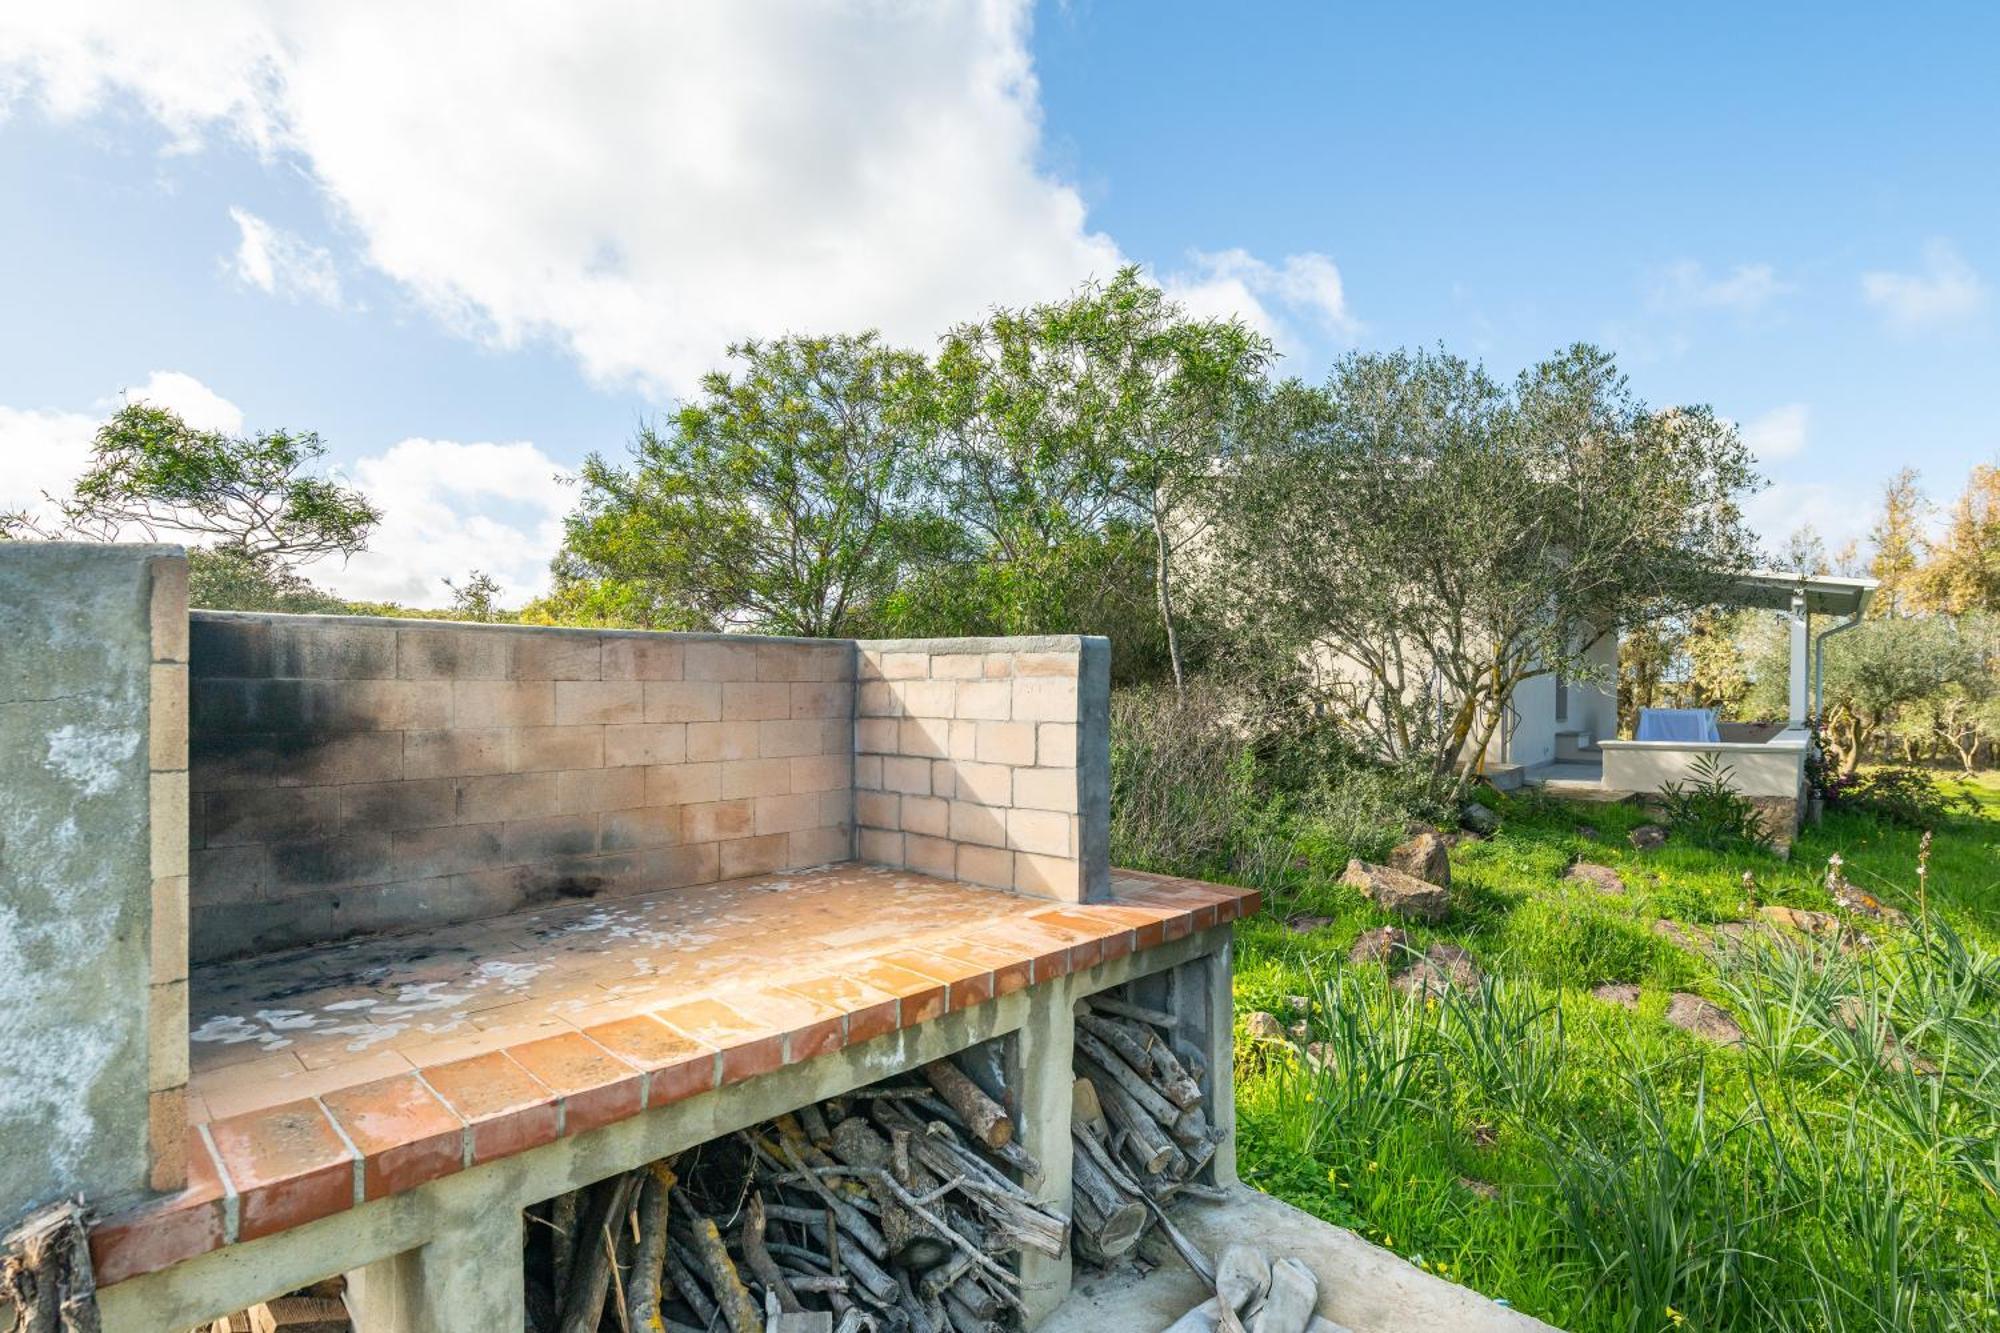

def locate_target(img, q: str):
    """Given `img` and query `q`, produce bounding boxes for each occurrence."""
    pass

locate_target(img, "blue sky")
[1,3,1994,602]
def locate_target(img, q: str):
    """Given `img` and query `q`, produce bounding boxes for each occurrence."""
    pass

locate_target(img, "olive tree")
[561,333,932,637]
[1213,343,1761,791]
[922,268,1272,693]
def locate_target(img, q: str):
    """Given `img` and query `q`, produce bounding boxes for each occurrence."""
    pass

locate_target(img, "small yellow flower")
[1666,1307,1686,1327]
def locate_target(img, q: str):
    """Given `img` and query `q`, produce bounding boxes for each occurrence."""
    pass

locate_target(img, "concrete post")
[344,1202,525,1333]
[1787,595,1810,726]
[0,543,189,1222]
[1012,977,1076,1326]
[1180,940,1239,1187]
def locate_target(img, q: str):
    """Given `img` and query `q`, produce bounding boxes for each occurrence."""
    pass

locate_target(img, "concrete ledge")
[1042,1184,1558,1333]
[96,921,1240,1331]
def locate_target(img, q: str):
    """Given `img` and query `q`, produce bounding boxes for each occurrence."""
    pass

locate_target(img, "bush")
[1108,678,1447,886]
[1657,753,1768,852]
[1837,765,1977,828]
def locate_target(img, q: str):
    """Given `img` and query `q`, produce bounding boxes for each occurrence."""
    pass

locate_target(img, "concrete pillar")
[1012,977,1076,1327]
[0,543,190,1221]
[1180,941,1239,1188]
[1787,595,1810,726]
[345,1202,525,1333]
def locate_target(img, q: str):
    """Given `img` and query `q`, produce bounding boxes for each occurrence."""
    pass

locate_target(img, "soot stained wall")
[188,614,853,963]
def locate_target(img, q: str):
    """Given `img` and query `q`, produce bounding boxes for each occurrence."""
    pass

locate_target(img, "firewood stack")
[1070,993,1225,1269]
[524,1059,1065,1333]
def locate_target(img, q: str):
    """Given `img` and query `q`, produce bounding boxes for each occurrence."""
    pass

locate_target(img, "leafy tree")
[561,334,931,637]
[1914,465,2000,614]
[1213,344,1760,790]
[58,403,380,564]
[922,268,1272,693]
[183,545,354,614]
[1867,467,1929,615]
[1811,616,1983,775]
[444,569,507,623]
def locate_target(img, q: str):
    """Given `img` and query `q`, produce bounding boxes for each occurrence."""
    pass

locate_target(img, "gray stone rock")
[1666,993,1743,1045]
[1348,925,1408,965]
[1342,858,1450,923]
[1393,943,1483,998]
[1388,829,1452,888]
[1831,882,1909,926]
[1628,824,1668,851]
[1244,1011,1287,1041]
[1457,1176,1500,1201]
[1758,905,1841,937]
[1565,861,1626,895]
[1284,913,1333,934]
[1461,802,1500,836]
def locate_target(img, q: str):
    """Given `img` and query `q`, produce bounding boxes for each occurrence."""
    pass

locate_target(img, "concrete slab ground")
[1042,1184,1558,1333]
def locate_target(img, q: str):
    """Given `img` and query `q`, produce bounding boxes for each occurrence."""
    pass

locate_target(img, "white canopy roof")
[1723,569,1878,618]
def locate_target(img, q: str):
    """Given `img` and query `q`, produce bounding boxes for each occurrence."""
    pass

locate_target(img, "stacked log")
[1069,993,1223,1269]
[525,1059,1064,1333]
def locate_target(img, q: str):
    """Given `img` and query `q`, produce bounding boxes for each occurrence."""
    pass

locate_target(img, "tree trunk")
[1151,502,1185,701]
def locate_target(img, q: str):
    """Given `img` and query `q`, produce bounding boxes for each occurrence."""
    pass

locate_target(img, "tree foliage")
[1213,343,1760,789]
[60,403,380,563]
[561,334,933,637]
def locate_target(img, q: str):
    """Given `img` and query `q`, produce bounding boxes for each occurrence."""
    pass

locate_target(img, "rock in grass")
[1244,1011,1287,1041]
[1284,912,1333,934]
[1831,881,1910,927]
[1833,996,1939,1076]
[1591,982,1641,1009]
[1348,925,1408,965]
[1341,858,1449,923]
[1758,905,1841,936]
[1666,993,1743,1045]
[1457,1176,1500,1201]
[1461,802,1500,836]
[1565,861,1626,895]
[1387,828,1451,888]
[1393,942,1482,998]
[1628,824,1668,851]
[1652,918,1703,951]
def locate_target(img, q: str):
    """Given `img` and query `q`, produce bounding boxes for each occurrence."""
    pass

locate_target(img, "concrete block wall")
[188,615,854,962]
[0,543,189,1219]
[852,636,1110,902]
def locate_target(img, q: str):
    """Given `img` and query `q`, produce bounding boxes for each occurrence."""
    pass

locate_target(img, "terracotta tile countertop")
[92,863,1256,1287]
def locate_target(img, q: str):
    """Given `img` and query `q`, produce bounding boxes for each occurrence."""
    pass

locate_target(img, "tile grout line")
[196,1123,240,1245]
[314,1096,366,1208]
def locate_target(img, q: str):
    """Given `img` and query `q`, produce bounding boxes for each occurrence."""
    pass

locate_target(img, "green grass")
[1227,776,2000,1333]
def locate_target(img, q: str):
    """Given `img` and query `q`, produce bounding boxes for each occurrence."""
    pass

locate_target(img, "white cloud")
[0,4,1340,395]
[1862,240,1988,332]
[0,371,244,523]
[1162,249,1360,355]
[122,369,244,433]
[1740,402,1808,463]
[0,405,97,522]
[1743,478,1874,563]
[227,206,342,307]
[330,439,571,605]
[1648,260,1790,314]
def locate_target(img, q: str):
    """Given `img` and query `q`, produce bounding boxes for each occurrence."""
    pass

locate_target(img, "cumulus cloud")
[332,439,571,605]
[227,206,342,306]
[1162,249,1360,355]
[0,371,245,524]
[1648,260,1791,314]
[0,3,1335,394]
[1862,240,1988,332]
[1739,402,1808,463]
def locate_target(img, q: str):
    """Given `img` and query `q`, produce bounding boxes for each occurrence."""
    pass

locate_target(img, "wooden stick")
[685,1209,762,1333]
[741,1194,803,1315]
[626,1165,675,1332]
[665,1252,719,1330]
[560,1173,641,1333]
[1076,1032,1183,1128]
[921,1062,1012,1149]
[1087,994,1180,1030]
[1080,1014,1203,1109]
[1080,1065,1174,1173]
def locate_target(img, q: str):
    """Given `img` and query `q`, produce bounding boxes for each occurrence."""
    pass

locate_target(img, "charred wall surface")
[187,614,854,962]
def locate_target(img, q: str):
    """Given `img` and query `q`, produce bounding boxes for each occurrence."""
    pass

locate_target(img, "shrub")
[1658,753,1768,852]
[1838,765,1977,828]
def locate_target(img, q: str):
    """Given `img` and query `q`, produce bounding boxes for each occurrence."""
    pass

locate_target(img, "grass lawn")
[1229,776,2000,1333]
